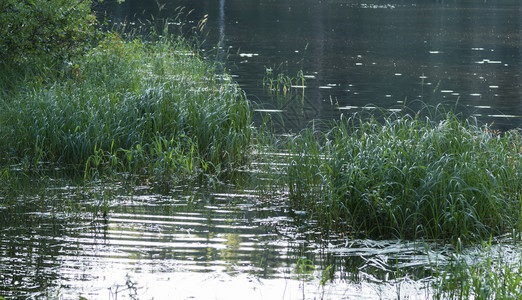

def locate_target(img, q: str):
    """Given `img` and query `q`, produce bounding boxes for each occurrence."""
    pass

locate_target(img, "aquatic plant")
[263,64,305,97]
[0,33,254,182]
[278,106,522,242]
[433,241,522,299]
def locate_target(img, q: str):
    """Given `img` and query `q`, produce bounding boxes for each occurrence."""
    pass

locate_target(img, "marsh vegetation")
[1,0,522,299]
[0,33,253,182]
[271,107,522,242]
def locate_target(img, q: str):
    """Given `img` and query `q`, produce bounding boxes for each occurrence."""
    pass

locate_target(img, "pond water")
[1,176,452,299]
[2,1,522,299]
[100,0,522,132]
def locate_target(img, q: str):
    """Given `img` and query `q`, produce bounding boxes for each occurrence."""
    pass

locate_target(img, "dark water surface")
[100,0,522,131]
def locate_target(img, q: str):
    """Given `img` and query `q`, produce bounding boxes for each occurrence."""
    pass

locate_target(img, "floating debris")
[475,59,502,64]
[239,53,259,58]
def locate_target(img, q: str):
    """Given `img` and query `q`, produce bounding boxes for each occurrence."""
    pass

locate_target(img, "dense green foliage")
[0,34,254,181]
[0,0,98,64]
[278,109,522,242]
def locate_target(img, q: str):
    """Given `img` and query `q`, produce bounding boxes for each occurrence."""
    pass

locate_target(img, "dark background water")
[97,0,522,131]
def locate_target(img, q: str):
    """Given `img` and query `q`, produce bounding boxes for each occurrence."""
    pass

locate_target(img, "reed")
[433,241,522,299]
[263,64,306,97]
[0,33,254,181]
[278,106,522,242]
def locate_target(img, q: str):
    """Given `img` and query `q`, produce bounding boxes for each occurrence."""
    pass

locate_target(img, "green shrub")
[0,0,98,64]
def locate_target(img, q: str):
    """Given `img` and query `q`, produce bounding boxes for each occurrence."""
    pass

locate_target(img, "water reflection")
[2,177,522,298]
[0,181,292,298]
[0,178,450,299]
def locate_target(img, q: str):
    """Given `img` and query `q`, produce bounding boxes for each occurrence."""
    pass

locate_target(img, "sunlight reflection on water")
[0,180,450,299]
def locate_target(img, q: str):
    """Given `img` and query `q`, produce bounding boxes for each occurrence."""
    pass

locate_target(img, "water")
[3,1,522,298]
[0,178,449,299]
[4,173,519,299]
[99,0,522,132]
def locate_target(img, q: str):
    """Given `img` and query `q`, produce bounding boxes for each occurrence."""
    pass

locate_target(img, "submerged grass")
[0,33,254,182]
[275,106,522,242]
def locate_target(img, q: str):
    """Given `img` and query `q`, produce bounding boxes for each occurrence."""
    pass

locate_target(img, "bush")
[0,0,98,64]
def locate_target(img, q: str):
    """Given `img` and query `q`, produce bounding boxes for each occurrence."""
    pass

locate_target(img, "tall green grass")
[278,107,522,242]
[0,33,254,181]
[433,241,522,299]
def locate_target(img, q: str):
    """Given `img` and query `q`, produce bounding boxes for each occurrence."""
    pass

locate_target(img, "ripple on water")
[1,181,517,299]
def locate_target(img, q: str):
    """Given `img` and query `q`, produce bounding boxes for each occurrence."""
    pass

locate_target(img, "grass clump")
[280,107,522,242]
[0,33,254,181]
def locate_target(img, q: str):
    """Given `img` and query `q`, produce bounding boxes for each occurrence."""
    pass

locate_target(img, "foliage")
[0,33,254,182]
[263,64,306,96]
[277,107,522,242]
[0,0,99,64]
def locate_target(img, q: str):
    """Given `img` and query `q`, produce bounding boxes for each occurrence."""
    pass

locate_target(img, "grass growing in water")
[433,240,522,299]
[0,33,254,182]
[263,64,306,97]
[277,107,522,242]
